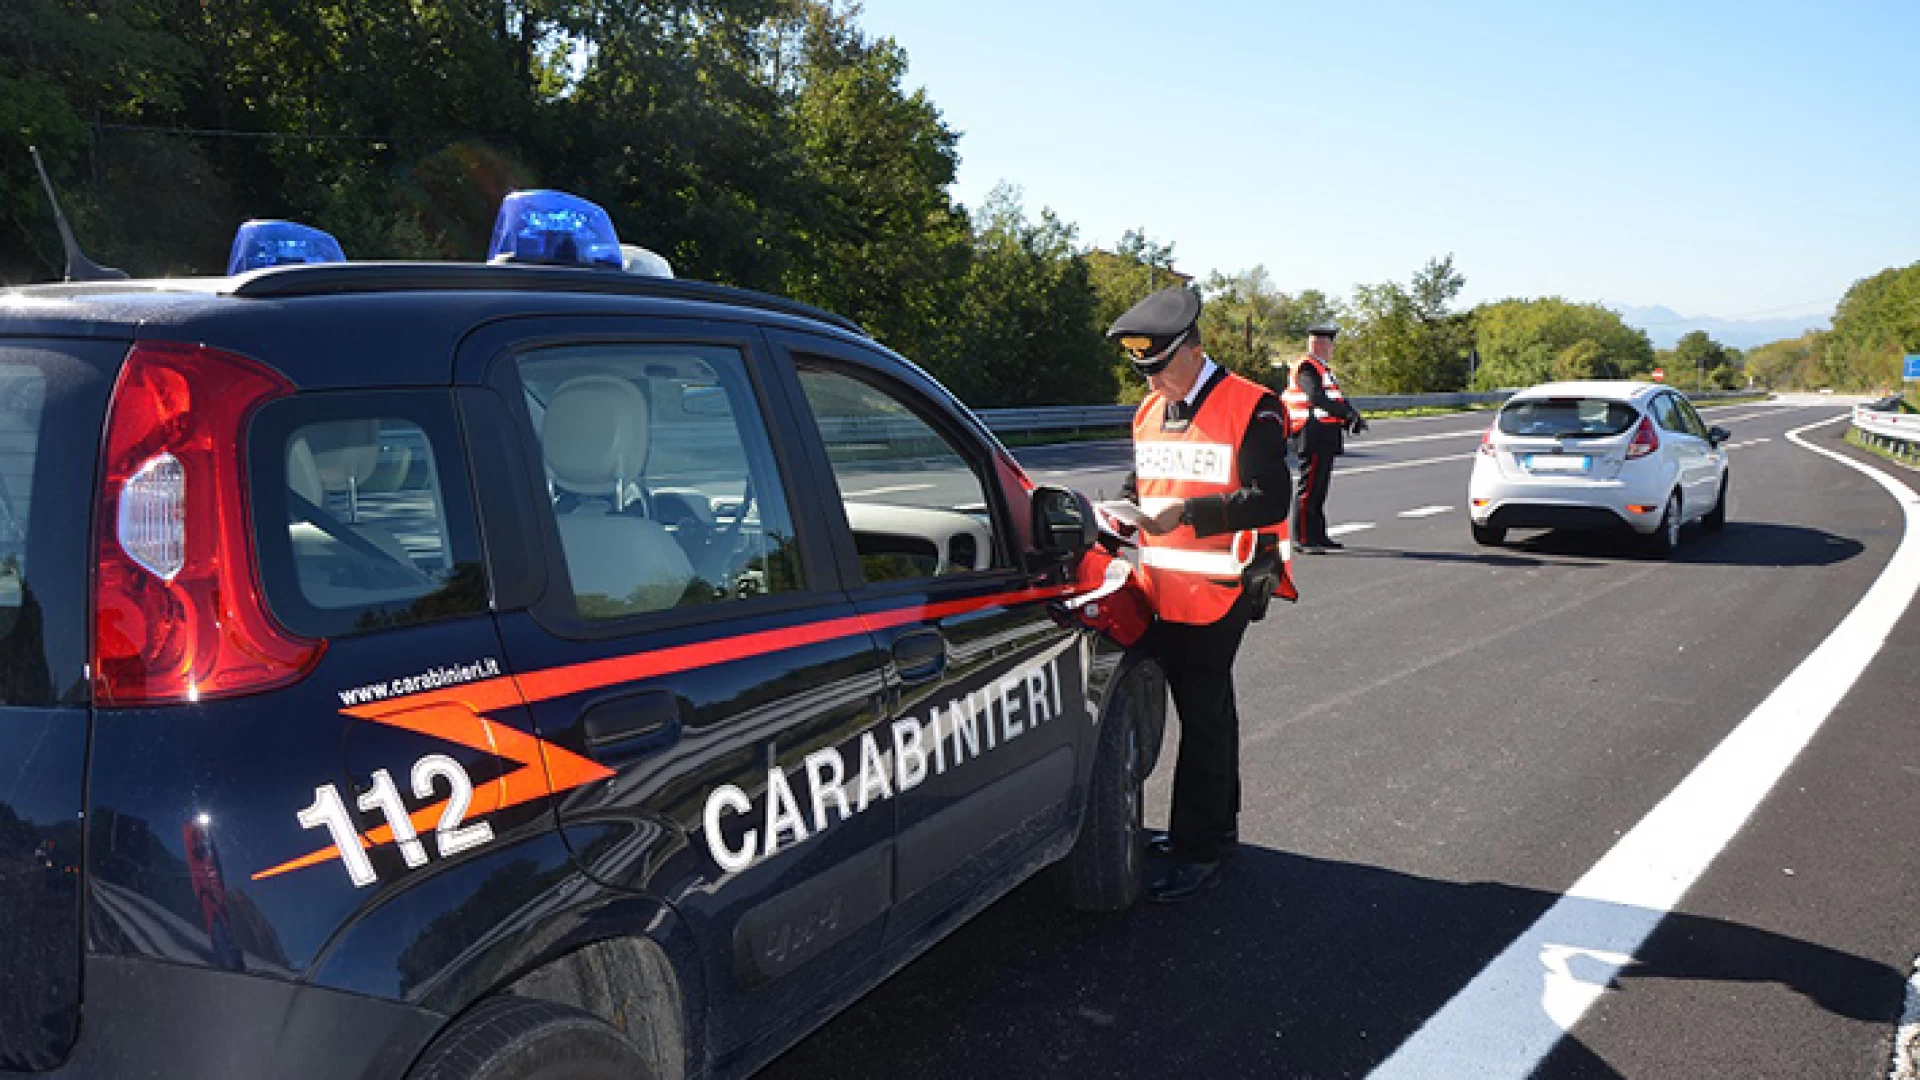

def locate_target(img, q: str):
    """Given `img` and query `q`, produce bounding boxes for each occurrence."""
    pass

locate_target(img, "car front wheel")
[1471,521,1506,547]
[1704,474,1728,532]
[1645,491,1683,558]
[1056,661,1154,912]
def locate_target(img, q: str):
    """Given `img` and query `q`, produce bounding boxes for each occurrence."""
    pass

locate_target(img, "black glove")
[1347,413,1369,435]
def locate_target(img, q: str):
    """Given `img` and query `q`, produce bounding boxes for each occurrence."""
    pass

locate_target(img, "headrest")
[543,375,650,497]
[286,437,325,506]
[301,419,384,492]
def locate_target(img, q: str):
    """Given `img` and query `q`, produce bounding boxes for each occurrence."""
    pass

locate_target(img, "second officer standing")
[1281,323,1368,552]
[1109,287,1293,902]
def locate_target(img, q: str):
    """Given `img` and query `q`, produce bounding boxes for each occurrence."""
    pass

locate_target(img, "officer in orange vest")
[1282,323,1368,551]
[1108,286,1294,902]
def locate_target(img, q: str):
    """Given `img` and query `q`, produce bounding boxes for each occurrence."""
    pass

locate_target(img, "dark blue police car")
[0,193,1164,1078]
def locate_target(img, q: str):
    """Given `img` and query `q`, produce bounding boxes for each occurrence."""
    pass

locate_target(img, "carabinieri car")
[0,192,1163,1079]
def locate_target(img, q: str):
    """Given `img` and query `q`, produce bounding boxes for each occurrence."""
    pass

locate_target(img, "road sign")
[1651,368,1665,382]
[1904,354,1920,380]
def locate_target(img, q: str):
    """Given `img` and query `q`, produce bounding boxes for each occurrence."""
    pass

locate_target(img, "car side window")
[249,394,487,638]
[514,343,802,621]
[1651,394,1687,433]
[795,363,1008,584]
[1675,398,1710,438]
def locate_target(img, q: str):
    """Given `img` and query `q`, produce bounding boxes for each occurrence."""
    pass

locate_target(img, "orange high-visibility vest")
[1281,354,1347,433]
[1131,371,1295,625]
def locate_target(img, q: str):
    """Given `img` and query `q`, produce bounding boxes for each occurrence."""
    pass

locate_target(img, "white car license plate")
[1528,453,1590,473]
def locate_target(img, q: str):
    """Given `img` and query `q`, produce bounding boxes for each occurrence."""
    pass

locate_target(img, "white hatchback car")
[1467,381,1729,556]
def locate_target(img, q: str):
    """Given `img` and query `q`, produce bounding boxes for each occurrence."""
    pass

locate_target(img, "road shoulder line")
[1370,414,1920,1079]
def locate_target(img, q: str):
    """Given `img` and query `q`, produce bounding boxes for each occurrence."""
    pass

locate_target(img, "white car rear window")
[1498,398,1637,437]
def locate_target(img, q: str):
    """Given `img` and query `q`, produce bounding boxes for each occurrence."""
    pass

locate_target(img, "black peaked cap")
[1106,286,1202,351]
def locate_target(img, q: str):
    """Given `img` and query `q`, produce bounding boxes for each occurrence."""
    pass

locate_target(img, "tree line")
[5,1,1909,405]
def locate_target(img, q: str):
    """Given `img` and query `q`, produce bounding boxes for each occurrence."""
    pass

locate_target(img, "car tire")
[1471,521,1506,547]
[1704,474,1728,533]
[1644,491,1682,559]
[1056,662,1153,912]
[406,997,653,1080]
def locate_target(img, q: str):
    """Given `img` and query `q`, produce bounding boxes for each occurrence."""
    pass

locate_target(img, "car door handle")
[891,629,948,685]
[583,689,683,760]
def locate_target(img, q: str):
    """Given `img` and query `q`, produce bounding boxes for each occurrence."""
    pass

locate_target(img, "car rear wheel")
[1056,661,1153,912]
[1644,491,1682,559]
[407,997,653,1080]
[1471,521,1507,547]
[1704,474,1728,532]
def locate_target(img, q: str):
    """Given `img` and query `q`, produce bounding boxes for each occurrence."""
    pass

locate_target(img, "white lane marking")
[1889,958,1920,1080]
[1341,451,1479,477]
[1398,505,1455,518]
[842,483,935,497]
[1371,414,1920,1080]
[1356,428,1486,449]
[1326,522,1377,537]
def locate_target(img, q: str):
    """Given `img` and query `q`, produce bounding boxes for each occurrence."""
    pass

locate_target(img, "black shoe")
[1316,537,1345,550]
[1146,830,1239,859]
[1147,859,1222,903]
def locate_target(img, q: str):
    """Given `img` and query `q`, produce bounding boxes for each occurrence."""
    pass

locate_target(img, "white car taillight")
[116,453,187,581]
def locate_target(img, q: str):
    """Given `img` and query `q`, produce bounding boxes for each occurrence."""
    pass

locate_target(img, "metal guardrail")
[978,389,1759,437]
[1852,400,1920,463]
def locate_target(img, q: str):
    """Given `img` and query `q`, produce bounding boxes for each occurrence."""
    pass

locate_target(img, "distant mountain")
[1614,305,1831,351]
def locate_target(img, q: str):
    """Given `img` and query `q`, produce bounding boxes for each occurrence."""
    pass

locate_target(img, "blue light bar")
[488,190,623,269]
[227,220,347,275]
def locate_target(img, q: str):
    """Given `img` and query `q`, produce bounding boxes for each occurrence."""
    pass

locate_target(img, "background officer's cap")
[1308,322,1341,339]
[1106,287,1202,370]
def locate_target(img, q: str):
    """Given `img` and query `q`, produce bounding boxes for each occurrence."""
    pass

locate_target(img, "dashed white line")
[1355,428,1486,449]
[1371,414,1920,1079]
[1397,505,1455,519]
[842,483,935,497]
[1326,522,1377,537]
[1340,451,1479,476]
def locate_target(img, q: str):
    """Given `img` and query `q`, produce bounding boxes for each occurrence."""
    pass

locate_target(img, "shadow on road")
[1313,547,1610,570]
[1494,521,1867,568]
[762,848,1902,1079]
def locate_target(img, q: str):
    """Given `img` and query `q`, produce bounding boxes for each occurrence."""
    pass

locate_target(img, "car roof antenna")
[28,145,128,282]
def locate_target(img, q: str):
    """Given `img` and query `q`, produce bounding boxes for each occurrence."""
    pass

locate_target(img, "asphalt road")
[762,397,1920,1079]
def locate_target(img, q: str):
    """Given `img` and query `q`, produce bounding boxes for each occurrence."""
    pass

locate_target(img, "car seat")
[543,375,699,613]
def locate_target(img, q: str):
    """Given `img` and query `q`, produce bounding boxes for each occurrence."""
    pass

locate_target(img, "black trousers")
[1155,590,1253,862]
[1295,439,1337,544]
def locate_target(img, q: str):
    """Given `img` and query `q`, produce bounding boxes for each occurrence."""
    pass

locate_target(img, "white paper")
[1095,500,1153,528]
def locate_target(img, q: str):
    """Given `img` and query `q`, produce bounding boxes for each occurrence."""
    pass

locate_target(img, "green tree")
[943,185,1114,407]
[1341,255,1471,393]
[1824,262,1920,392]
[1470,298,1653,389]
[1746,332,1825,390]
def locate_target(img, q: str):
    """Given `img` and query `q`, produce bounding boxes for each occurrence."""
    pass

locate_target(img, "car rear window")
[1497,397,1639,437]
[0,342,116,706]
[249,392,487,638]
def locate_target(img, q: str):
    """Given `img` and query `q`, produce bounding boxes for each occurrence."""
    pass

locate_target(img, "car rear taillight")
[93,342,324,705]
[1626,416,1659,459]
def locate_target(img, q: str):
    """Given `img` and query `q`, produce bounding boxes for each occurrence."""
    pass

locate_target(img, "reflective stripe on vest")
[1282,355,1347,428]
[1132,370,1288,625]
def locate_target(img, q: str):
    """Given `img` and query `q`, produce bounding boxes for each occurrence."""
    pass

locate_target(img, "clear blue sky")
[852,0,1918,321]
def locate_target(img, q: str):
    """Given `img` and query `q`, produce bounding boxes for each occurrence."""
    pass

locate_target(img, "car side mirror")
[1708,425,1730,446]
[1029,485,1097,565]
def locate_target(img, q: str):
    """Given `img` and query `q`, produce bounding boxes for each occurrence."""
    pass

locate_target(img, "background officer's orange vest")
[1282,354,1347,433]
[1132,372,1293,625]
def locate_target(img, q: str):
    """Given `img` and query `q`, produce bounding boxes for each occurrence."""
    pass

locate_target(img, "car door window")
[513,343,802,620]
[1651,394,1687,434]
[1675,398,1711,439]
[795,365,1008,584]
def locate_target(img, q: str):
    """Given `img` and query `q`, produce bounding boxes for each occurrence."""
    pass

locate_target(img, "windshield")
[1497,397,1639,438]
